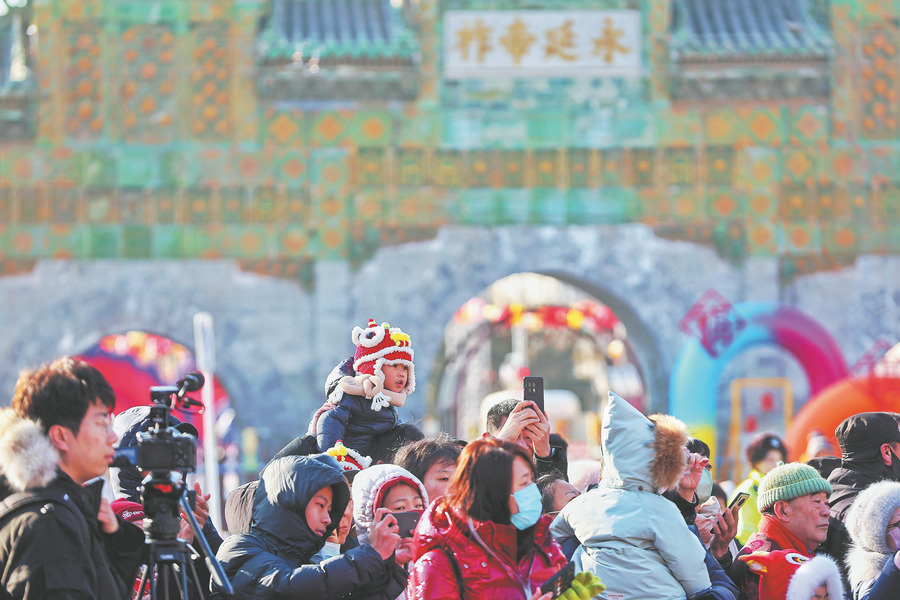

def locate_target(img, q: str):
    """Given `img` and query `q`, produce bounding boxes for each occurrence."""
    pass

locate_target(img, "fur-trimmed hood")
[845,479,900,588]
[0,407,58,492]
[600,392,687,493]
[739,551,844,600]
[785,554,844,600]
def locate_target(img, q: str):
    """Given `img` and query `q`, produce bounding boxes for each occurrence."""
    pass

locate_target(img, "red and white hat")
[325,441,372,480]
[739,550,844,600]
[352,319,415,393]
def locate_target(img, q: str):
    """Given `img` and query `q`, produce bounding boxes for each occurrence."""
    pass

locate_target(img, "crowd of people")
[1,319,900,600]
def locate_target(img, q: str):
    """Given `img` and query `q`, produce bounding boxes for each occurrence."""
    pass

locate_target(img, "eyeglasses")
[887,521,900,531]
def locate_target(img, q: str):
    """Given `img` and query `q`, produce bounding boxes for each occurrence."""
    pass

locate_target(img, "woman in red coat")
[407,437,566,600]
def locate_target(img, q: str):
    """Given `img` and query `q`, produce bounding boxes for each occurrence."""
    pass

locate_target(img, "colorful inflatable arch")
[786,376,900,460]
[670,302,848,467]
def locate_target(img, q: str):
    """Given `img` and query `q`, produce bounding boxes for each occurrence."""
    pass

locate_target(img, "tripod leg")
[150,562,158,600]
[186,553,207,599]
[180,559,189,600]
[158,563,169,600]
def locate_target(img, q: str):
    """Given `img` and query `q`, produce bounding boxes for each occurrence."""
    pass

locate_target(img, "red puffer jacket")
[407,502,567,600]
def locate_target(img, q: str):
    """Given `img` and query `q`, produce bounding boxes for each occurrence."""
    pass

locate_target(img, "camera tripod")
[134,474,233,600]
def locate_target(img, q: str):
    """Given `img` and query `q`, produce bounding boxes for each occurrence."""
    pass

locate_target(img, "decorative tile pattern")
[5,0,900,275]
[397,149,426,187]
[118,26,177,143]
[860,25,900,139]
[665,148,695,185]
[265,109,306,146]
[65,26,104,141]
[190,24,231,140]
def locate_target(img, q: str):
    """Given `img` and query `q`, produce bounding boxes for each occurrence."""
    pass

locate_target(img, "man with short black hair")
[536,473,579,515]
[484,398,568,478]
[0,356,144,600]
[821,411,900,584]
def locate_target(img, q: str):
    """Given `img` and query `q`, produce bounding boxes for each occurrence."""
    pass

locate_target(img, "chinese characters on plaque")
[443,10,641,79]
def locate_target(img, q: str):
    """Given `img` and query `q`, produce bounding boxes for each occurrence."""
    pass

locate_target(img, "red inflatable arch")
[786,376,900,460]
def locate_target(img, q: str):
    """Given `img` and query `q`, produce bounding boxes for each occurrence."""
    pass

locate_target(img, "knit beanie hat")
[757,462,832,512]
[739,551,844,600]
[352,319,415,394]
[835,412,900,460]
[845,480,900,553]
[745,433,788,466]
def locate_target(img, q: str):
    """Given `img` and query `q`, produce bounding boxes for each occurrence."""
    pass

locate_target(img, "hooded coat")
[0,408,144,600]
[351,463,429,543]
[550,392,713,600]
[844,480,900,600]
[212,454,404,600]
[351,464,429,600]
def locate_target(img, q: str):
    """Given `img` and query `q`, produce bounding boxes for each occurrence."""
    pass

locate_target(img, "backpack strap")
[437,546,467,600]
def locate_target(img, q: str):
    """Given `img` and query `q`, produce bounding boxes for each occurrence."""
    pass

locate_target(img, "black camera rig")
[111,372,232,599]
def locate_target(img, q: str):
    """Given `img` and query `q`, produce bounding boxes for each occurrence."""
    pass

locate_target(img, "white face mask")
[320,541,341,561]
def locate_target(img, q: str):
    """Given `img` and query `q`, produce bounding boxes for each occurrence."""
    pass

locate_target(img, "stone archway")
[343,224,746,419]
[0,224,755,450]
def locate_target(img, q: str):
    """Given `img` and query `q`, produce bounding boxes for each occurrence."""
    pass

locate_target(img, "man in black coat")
[213,453,406,600]
[821,411,900,582]
[0,357,144,600]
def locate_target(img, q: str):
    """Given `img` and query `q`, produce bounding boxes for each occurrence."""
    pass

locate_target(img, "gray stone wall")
[0,225,896,455]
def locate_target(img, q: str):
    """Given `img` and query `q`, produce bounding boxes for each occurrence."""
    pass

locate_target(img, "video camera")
[111,372,234,599]
[112,372,204,473]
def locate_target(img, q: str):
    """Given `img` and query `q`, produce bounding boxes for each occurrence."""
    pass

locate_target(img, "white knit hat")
[351,463,428,542]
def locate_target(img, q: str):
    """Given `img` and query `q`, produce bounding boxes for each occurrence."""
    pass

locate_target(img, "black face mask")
[887,449,900,482]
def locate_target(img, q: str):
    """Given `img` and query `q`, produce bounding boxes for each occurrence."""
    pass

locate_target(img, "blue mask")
[318,541,341,562]
[510,482,542,530]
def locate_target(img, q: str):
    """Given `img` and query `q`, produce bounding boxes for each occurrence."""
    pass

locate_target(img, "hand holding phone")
[392,510,421,539]
[524,376,545,414]
[728,491,750,512]
[540,562,576,598]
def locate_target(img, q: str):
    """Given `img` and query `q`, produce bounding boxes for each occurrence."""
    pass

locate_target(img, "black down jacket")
[212,454,405,600]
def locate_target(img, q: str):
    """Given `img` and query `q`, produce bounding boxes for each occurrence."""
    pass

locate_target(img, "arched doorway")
[428,273,651,457]
[77,330,232,439]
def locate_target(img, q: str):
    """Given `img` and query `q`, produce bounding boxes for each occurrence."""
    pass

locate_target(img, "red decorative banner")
[679,289,747,358]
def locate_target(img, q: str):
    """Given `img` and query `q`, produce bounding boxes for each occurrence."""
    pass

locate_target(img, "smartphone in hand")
[392,510,421,539]
[728,491,750,512]
[540,562,576,599]
[523,376,545,414]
